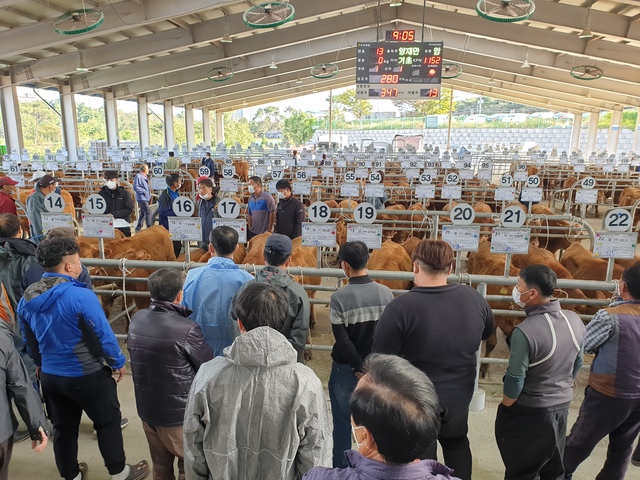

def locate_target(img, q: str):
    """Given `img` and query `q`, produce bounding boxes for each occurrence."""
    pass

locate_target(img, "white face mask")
[248,185,255,194]
[512,286,533,308]
[201,193,212,200]
[351,425,366,451]
[106,180,118,190]
[277,191,286,200]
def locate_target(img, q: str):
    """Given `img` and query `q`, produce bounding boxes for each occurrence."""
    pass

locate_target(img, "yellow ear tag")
[500,287,508,295]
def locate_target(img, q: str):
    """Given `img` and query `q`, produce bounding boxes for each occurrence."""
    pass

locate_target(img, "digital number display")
[385,30,416,42]
[356,40,443,100]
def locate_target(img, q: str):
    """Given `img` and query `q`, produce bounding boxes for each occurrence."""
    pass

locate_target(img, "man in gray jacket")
[26,174,59,244]
[229,234,310,362]
[496,264,585,480]
[184,282,331,480]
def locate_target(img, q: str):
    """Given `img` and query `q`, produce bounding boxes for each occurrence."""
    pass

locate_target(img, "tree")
[250,106,283,139]
[223,113,254,148]
[452,96,533,117]
[332,88,372,120]
[392,88,455,117]
[283,107,315,146]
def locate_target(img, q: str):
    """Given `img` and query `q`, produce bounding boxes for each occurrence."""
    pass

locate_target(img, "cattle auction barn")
[1,1,640,479]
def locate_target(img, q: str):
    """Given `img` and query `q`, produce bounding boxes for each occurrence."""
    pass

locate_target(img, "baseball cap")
[196,175,209,185]
[0,176,18,187]
[37,174,60,188]
[31,170,46,183]
[264,234,292,257]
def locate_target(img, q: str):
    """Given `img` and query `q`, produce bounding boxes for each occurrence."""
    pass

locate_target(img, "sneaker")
[632,457,640,467]
[93,417,129,436]
[124,460,149,480]
[78,462,88,480]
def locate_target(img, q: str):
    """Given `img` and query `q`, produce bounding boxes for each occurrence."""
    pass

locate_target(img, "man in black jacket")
[128,268,213,480]
[99,170,135,237]
[275,179,305,239]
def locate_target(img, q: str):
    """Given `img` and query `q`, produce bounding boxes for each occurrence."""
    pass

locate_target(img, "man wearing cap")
[229,234,310,362]
[275,179,305,240]
[0,177,19,215]
[26,174,59,244]
[99,171,135,237]
[133,165,151,233]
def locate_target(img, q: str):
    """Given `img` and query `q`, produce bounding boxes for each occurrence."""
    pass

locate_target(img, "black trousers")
[495,402,569,480]
[116,227,131,238]
[41,367,126,480]
[172,241,182,258]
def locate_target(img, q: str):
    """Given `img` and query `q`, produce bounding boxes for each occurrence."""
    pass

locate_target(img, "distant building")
[363,112,396,120]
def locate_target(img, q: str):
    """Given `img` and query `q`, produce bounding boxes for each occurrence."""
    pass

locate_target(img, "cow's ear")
[595,291,608,300]
[103,247,112,257]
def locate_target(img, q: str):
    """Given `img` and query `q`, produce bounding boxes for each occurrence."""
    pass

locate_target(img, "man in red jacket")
[0,177,18,215]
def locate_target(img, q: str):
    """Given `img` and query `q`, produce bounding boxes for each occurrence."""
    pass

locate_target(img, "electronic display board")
[356,36,443,100]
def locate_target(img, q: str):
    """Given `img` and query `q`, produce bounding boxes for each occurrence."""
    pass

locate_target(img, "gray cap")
[264,234,292,257]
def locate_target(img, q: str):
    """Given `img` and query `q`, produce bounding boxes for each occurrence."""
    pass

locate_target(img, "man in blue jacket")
[18,237,148,480]
[182,226,253,355]
[158,173,182,258]
[133,165,152,233]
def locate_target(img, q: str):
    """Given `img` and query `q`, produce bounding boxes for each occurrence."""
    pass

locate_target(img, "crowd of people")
[0,165,639,479]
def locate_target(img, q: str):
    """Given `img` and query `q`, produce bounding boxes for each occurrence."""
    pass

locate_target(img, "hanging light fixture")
[295,74,303,84]
[488,72,496,84]
[578,7,593,39]
[269,52,278,69]
[161,75,170,89]
[75,50,91,72]
[221,14,233,43]
[521,48,530,68]
[389,0,403,6]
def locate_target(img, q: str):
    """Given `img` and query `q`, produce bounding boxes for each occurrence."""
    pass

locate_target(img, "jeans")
[137,200,152,230]
[328,362,359,468]
[41,367,126,480]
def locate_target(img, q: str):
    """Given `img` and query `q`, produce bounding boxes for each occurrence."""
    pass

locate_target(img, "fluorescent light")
[390,0,403,6]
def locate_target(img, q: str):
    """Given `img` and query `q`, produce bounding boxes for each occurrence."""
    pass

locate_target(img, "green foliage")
[597,110,638,130]
[331,88,372,120]
[453,96,534,116]
[250,106,283,138]
[283,107,315,146]
[18,99,63,152]
[392,88,454,117]
[223,113,254,148]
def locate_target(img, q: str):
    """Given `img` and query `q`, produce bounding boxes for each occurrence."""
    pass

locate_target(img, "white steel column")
[163,100,174,149]
[632,108,640,154]
[0,76,24,153]
[59,85,79,162]
[202,108,211,147]
[215,110,224,145]
[607,109,623,155]
[185,104,195,150]
[137,97,150,151]
[570,113,582,152]
[104,91,119,147]
[586,112,599,155]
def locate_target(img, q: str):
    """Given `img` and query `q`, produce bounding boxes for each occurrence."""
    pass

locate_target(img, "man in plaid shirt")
[563,262,640,479]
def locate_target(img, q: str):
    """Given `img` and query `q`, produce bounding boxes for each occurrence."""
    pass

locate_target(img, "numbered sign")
[419,172,434,184]
[369,171,383,184]
[295,170,308,181]
[222,166,236,178]
[450,203,476,226]
[271,169,284,181]
[172,196,195,217]
[44,192,65,213]
[217,198,240,219]
[516,163,527,172]
[353,202,377,224]
[500,205,527,228]
[224,158,234,166]
[526,175,541,188]
[604,208,632,232]
[86,194,107,214]
[152,165,164,176]
[344,171,357,183]
[308,201,331,223]
[446,172,459,185]
[8,164,20,175]
[199,166,210,177]
[500,174,513,187]
[581,176,596,190]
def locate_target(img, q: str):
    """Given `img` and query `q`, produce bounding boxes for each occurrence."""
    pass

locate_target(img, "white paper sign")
[212,219,247,244]
[478,170,492,181]
[341,184,360,197]
[575,189,599,204]
[365,184,385,198]
[168,217,202,241]
[120,162,133,172]
[460,169,475,180]
[322,167,335,178]
[81,215,115,238]
[521,188,543,203]
[490,227,531,254]
[268,181,279,194]
[31,161,43,171]
[574,165,586,173]
[495,187,516,201]
[514,172,528,182]
[347,224,383,249]
[305,167,317,178]
[603,165,615,173]
[256,166,268,176]
[415,185,436,199]
[406,168,420,180]
[593,232,637,259]
[41,213,74,232]
[46,161,58,171]
[355,168,369,179]
[302,223,336,247]
[441,185,462,199]
[219,178,239,193]
[91,162,104,172]
[293,182,312,195]
[151,177,166,191]
[442,226,481,252]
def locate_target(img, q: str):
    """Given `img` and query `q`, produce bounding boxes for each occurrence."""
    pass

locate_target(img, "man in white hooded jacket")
[183,282,332,480]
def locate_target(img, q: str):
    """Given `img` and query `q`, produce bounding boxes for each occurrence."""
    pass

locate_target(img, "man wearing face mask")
[196,177,220,250]
[26,174,60,244]
[99,171,135,237]
[246,176,276,241]
[372,239,493,480]
[274,179,305,240]
[495,264,585,480]
[0,176,19,215]
[158,173,182,259]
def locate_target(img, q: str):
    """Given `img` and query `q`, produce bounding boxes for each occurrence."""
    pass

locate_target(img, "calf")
[367,241,413,291]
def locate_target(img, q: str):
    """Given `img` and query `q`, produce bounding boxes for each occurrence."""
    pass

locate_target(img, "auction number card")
[521,188,543,203]
[441,185,462,200]
[302,223,336,248]
[593,232,637,259]
[41,213,74,232]
[81,215,115,238]
[575,189,599,204]
[415,185,436,199]
[365,184,385,198]
[347,224,383,249]
[168,217,202,241]
[490,227,531,254]
[219,178,239,193]
[495,187,516,202]
[212,219,247,244]
[442,226,481,252]
[340,184,360,197]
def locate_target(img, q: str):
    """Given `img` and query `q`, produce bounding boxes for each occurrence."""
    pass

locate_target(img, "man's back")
[184,327,331,480]
[182,257,253,355]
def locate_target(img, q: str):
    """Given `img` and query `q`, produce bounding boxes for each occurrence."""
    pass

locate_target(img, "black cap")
[264,234,292,257]
[37,174,60,188]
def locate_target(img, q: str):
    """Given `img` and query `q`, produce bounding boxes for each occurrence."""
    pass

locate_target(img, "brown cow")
[243,232,270,265]
[530,204,581,254]
[399,236,422,258]
[367,241,413,291]
[234,161,250,182]
[560,242,621,299]
[289,244,321,329]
